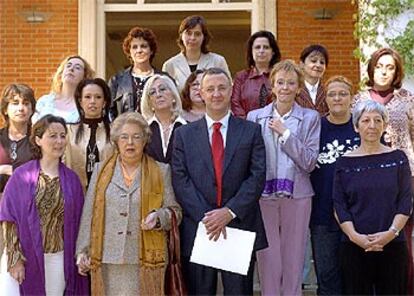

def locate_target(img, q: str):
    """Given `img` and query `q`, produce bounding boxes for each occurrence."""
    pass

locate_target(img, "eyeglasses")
[119,133,144,143]
[149,85,169,97]
[327,91,350,98]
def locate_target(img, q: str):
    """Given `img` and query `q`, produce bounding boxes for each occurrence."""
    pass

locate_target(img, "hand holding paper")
[190,222,256,275]
[202,207,233,241]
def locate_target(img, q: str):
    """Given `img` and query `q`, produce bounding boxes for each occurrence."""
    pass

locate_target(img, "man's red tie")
[212,122,224,207]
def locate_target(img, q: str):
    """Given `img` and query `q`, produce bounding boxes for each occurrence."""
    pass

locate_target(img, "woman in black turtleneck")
[354,47,414,295]
[65,78,113,191]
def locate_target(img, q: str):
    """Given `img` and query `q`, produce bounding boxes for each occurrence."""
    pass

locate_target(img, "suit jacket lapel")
[223,116,243,174]
[194,119,215,178]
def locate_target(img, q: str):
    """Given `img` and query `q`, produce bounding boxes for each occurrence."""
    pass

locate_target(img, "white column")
[78,0,97,71]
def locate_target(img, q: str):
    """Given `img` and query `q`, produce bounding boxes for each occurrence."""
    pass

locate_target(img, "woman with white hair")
[333,99,412,295]
[140,74,186,163]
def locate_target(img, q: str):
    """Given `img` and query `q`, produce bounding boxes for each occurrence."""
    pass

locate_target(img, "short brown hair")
[122,26,158,64]
[366,47,404,89]
[1,83,36,126]
[30,115,67,159]
[270,59,305,90]
[181,69,205,111]
[200,67,232,88]
[177,15,211,54]
[300,44,329,66]
[51,55,95,94]
[325,75,353,95]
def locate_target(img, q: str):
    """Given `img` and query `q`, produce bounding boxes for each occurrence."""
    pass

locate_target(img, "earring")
[102,109,106,117]
[172,99,176,103]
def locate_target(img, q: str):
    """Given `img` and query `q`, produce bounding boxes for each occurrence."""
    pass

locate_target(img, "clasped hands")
[268,118,287,136]
[202,207,233,241]
[351,230,395,252]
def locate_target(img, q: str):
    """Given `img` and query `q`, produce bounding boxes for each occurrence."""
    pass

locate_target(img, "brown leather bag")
[165,208,187,296]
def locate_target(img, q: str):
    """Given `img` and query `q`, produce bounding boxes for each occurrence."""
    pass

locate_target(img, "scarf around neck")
[89,151,166,295]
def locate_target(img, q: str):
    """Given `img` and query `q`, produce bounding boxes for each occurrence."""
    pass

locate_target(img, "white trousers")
[0,250,66,296]
[44,251,65,296]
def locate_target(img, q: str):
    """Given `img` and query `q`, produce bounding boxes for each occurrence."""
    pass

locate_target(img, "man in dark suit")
[172,67,267,295]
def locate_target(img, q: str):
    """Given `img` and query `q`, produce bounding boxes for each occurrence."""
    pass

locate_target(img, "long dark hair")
[246,31,281,68]
[74,78,111,144]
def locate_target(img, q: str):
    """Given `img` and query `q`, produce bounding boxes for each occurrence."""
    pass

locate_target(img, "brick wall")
[0,1,360,97]
[277,0,360,88]
[0,0,78,98]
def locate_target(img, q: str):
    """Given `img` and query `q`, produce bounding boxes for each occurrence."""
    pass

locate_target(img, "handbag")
[165,208,187,296]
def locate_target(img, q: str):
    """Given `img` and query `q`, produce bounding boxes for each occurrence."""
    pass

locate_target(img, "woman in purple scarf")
[0,115,89,295]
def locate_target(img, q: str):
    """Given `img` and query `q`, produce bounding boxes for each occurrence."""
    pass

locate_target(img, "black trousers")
[181,255,256,296]
[340,241,408,295]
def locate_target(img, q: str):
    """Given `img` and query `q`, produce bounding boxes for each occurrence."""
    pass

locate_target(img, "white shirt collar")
[205,111,231,129]
[148,114,187,126]
[305,80,319,94]
[272,106,292,122]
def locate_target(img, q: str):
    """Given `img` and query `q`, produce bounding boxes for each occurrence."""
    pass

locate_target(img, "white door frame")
[79,0,276,78]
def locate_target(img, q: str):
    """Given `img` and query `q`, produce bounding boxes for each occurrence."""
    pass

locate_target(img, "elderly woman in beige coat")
[75,112,181,296]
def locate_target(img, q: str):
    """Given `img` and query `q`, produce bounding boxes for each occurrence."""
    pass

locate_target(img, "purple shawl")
[0,160,89,295]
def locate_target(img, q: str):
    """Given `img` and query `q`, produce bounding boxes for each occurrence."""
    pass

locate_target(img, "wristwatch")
[389,225,400,237]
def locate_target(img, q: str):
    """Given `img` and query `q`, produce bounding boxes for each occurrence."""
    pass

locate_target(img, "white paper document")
[190,222,256,275]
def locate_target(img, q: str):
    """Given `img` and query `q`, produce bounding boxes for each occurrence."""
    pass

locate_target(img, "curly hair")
[122,26,158,64]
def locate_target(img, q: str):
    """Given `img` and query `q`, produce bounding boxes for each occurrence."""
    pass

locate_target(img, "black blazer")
[172,115,268,256]
[108,67,172,120]
[145,120,184,164]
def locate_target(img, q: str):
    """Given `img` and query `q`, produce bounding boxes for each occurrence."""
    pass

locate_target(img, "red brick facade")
[277,0,360,87]
[0,0,78,98]
[0,1,359,98]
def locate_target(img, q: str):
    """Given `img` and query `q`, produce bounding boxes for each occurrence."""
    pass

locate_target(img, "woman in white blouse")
[33,55,95,124]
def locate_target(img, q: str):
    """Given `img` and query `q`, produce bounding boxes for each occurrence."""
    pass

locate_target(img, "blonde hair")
[270,59,305,90]
[51,55,95,93]
[140,74,183,121]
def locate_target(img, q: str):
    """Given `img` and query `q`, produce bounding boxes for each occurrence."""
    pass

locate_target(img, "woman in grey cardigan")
[247,60,320,296]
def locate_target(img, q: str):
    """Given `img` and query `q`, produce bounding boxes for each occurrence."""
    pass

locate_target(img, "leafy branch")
[353,0,414,76]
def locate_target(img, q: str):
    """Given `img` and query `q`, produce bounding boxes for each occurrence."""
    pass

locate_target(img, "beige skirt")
[102,263,139,296]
